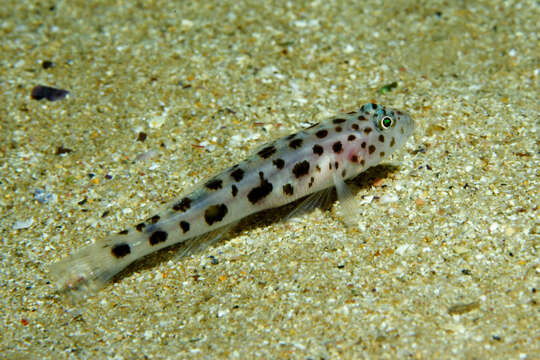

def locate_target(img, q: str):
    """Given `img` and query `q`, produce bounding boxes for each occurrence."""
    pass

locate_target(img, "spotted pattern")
[332,141,343,153]
[292,160,310,178]
[289,138,303,149]
[173,197,192,212]
[231,184,238,197]
[364,127,373,134]
[230,168,245,182]
[149,230,168,245]
[205,178,223,190]
[204,204,228,225]
[369,145,376,154]
[118,229,129,235]
[136,222,146,232]
[258,145,276,159]
[247,172,273,204]
[180,220,190,233]
[316,129,328,138]
[111,243,131,258]
[347,134,356,141]
[333,118,346,124]
[273,158,285,169]
[312,144,324,156]
[148,215,160,224]
[390,137,395,147]
[283,183,294,195]
[378,135,385,143]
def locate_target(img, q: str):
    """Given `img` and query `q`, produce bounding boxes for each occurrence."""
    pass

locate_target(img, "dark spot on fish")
[205,178,223,190]
[118,229,129,235]
[273,158,285,169]
[332,141,343,153]
[283,184,294,195]
[335,126,342,132]
[289,138,303,149]
[390,137,395,147]
[334,161,339,169]
[136,222,146,232]
[364,127,373,134]
[204,204,228,225]
[180,221,190,233]
[351,155,358,163]
[333,118,346,124]
[308,176,315,188]
[380,152,385,157]
[369,145,376,154]
[316,129,328,138]
[292,160,310,178]
[247,172,273,204]
[378,135,385,143]
[230,168,245,182]
[231,184,238,197]
[348,135,356,141]
[173,197,192,212]
[111,243,131,258]
[312,144,323,156]
[341,169,347,178]
[352,123,359,130]
[149,230,168,245]
[358,115,367,121]
[258,145,276,159]
[148,215,160,224]
[361,142,366,149]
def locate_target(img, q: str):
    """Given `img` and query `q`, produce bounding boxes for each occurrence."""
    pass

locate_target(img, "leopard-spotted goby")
[49,103,415,296]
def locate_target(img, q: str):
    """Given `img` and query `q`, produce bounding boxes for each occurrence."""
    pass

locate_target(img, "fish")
[49,103,415,296]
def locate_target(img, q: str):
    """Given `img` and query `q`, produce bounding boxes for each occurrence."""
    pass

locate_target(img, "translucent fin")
[174,222,237,259]
[332,173,359,227]
[48,238,134,299]
[286,187,335,221]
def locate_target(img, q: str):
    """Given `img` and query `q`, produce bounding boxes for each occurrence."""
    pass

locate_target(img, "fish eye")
[380,116,393,129]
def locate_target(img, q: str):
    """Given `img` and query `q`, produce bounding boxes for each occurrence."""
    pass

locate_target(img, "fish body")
[50,103,415,295]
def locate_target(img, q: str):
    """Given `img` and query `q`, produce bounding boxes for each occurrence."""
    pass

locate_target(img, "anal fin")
[174,222,238,260]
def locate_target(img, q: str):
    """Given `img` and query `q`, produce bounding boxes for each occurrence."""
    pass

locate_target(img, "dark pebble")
[42,60,54,69]
[31,85,69,101]
[55,145,72,155]
[137,132,147,142]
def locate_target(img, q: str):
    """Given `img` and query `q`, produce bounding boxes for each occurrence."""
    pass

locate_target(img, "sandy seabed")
[1,0,538,358]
